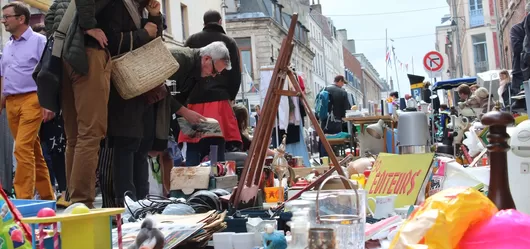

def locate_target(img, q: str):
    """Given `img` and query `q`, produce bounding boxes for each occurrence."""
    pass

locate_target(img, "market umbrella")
[432,77,477,91]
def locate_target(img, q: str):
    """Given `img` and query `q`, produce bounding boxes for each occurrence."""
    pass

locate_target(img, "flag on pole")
[385,46,391,66]
[242,65,255,93]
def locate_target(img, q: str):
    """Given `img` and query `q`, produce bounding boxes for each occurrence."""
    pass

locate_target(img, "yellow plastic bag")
[390,187,498,249]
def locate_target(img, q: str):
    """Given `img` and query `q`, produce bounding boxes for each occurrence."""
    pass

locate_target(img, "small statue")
[262,224,287,249]
[128,217,164,249]
[272,135,289,190]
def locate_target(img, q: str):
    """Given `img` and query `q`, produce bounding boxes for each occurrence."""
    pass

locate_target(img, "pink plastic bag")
[459,209,530,249]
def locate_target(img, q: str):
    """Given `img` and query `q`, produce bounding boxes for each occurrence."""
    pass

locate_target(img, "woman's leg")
[133,106,155,200]
[112,136,141,204]
[185,143,202,166]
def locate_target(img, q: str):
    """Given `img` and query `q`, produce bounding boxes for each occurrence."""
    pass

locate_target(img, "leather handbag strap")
[52,0,76,58]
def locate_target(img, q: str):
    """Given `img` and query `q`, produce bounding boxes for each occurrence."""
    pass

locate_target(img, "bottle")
[288,209,310,249]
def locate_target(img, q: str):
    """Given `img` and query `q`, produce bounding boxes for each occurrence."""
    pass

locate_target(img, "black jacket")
[100,0,164,138]
[184,23,241,103]
[326,84,351,120]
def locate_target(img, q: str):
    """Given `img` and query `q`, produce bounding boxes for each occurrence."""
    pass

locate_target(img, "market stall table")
[343,116,397,154]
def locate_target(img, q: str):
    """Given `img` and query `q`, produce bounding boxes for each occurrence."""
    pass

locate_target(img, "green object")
[149,157,162,184]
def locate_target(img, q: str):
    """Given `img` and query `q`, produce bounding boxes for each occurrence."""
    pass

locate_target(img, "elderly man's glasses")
[2,14,21,20]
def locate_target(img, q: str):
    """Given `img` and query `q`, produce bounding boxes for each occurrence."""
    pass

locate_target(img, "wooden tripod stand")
[231,13,350,209]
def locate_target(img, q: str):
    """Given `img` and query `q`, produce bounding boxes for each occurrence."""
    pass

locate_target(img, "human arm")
[226,39,242,100]
[75,0,97,30]
[105,17,161,56]
[44,2,58,37]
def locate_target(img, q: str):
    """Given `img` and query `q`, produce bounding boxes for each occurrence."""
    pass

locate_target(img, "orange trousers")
[5,92,54,200]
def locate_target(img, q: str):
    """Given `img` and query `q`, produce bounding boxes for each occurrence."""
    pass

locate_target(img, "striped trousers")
[97,139,118,208]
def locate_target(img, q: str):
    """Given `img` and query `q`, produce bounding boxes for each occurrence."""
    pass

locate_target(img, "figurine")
[272,135,289,190]
[128,217,165,249]
[262,224,287,249]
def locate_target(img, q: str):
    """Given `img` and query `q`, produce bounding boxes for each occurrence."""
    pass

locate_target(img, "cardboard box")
[214,175,238,191]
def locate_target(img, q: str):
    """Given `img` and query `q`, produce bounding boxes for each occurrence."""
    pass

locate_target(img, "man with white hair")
[170,41,232,124]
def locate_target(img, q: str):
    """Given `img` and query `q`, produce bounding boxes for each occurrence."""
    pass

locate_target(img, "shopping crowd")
[0,0,358,209]
[0,0,252,208]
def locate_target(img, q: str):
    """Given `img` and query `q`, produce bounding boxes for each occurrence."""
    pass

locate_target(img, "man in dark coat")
[511,21,524,93]
[44,0,112,208]
[179,10,242,166]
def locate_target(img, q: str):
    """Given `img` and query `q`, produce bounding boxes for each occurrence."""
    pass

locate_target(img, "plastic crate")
[11,199,56,217]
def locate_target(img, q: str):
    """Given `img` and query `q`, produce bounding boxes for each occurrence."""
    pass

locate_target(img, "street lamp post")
[451,0,464,78]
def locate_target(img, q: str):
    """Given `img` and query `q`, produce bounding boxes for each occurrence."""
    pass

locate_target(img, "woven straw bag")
[111,32,180,100]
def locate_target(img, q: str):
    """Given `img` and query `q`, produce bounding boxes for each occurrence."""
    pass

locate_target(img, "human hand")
[146,0,161,16]
[144,22,158,38]
[182,109,206,125]
[42,108,55,123]
[85,28,108,48]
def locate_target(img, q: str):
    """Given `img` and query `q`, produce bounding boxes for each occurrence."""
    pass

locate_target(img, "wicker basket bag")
[111,33,180,100]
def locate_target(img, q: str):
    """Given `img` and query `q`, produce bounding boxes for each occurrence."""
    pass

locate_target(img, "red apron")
[178,100,242,144]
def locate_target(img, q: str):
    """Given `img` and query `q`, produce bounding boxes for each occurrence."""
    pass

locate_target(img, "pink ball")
[37,208,56,226]
[37,208,56,218]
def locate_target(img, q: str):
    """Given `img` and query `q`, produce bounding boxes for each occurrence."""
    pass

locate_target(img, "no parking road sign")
[423,51,444,72]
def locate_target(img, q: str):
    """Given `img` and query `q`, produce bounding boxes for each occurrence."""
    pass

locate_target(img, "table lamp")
[366,119,386,139]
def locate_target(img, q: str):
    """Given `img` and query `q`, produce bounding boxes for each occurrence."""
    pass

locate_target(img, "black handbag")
[32,0,76,113]
[33,37,63,113]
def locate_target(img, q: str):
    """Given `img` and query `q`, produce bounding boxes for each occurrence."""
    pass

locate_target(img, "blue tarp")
[433,77,477,91]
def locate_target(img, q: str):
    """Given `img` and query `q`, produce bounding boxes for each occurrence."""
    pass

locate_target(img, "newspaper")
[177,117,223,139]
[112,222,204,249]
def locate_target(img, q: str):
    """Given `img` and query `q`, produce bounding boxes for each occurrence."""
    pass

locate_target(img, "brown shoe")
[56,196,71,208]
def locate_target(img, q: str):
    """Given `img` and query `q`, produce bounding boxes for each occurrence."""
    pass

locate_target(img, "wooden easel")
[231,13,350,209]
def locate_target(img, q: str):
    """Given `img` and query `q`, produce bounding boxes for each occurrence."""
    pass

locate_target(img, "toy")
[127,217,164,249]
[36,208,57,249]
[70,205,90,215]
[262,224,287,249]
[0,189,32,249]
[22,207,124,249]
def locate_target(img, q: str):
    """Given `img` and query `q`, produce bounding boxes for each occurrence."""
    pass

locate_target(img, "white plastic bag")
[148,157,163,196]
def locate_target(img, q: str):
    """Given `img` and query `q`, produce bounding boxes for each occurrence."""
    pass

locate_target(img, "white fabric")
[260,66,289,130]
[498,79,508,106]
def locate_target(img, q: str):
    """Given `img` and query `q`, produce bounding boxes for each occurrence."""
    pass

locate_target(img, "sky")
[319,0,450,96]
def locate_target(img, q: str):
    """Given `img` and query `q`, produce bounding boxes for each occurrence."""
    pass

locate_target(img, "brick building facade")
[498,0,528,69]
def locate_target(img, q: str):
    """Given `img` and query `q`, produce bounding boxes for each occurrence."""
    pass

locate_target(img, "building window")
[180,3,189,40]
[469,0,484,27]
[161,0,171,34]
[274,4,282,24]
[472,34,488,73]
[235,37,253,77]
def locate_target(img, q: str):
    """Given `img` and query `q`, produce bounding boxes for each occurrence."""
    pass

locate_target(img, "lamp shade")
[366,119,385,139]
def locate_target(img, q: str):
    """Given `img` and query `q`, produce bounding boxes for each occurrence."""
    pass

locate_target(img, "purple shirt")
[0,27,46,96]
